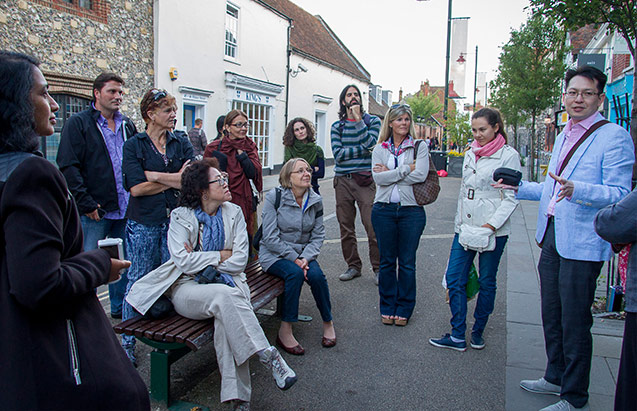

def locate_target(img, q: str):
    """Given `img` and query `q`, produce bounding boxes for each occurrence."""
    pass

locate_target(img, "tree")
[489,77,526,151]
[405,92,443,123]
[530,0,637,183]
[445,110,472,148]
[490,13,567,181]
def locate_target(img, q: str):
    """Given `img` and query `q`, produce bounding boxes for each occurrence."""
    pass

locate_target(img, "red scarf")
[206,136,262,233]
[471,133,506,160]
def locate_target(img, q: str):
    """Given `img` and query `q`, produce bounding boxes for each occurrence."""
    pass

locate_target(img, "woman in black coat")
[0,51,149,410]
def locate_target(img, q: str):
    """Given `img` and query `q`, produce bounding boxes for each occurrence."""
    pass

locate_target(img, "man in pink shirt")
[499,66,634,411]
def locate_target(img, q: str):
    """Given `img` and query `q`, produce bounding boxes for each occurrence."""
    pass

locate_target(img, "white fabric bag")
[458,224,495,252]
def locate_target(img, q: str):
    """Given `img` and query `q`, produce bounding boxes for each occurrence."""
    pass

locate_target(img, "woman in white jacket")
[430,107,520,352]
[125,159,296,410]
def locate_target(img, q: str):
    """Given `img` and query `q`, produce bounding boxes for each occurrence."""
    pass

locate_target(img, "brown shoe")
[321,336,337,348]
[381,315,394,325]
[276,336,305,355]
[394,317,409,326]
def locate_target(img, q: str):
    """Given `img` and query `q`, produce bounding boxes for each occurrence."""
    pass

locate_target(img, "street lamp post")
[442,0,452,151]
[473,45,478,111]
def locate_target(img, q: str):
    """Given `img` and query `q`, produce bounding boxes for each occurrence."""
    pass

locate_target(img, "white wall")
[154,0,288,167]
[287,54,370,160]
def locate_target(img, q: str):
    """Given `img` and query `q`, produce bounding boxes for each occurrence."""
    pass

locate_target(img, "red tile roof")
[569,24,598,54]
[259,0,371,82]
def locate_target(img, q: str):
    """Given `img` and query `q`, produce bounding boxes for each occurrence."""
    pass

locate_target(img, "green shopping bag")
[443,262,480,303]
[466,263,480,301]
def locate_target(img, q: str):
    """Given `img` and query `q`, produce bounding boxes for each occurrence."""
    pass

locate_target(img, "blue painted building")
[607,73,633,131]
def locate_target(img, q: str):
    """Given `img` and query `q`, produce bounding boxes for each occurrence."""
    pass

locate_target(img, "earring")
[203,194,209,201]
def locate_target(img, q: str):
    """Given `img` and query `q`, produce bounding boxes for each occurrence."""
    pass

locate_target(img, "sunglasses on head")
[391,103,411,110]
[151,89,167,101]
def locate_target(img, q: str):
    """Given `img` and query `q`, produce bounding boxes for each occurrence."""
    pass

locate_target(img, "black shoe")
[111,311,122,319]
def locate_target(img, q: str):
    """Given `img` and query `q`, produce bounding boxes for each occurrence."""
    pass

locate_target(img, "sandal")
[381,315,394,325]
[394,317,409,326]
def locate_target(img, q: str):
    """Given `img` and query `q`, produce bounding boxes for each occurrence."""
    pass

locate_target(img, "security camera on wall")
[297,63,308,73]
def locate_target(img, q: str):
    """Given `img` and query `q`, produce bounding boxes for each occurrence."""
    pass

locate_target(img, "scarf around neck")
[195,207,225,251]
[471,133,505,160]
[288,139,323,166]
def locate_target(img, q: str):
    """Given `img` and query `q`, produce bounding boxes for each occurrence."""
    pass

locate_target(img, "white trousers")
[170,275,270,402]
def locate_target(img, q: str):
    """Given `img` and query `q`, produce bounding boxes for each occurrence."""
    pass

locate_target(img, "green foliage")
[530,0,637,57]
[490,13,567,180]
[445,111,472,147]
[405,93,443,122]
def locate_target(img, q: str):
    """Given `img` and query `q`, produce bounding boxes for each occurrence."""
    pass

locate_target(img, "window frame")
[225,2,240,61]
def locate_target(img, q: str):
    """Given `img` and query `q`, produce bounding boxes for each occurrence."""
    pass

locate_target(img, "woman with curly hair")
[283,117,325,194]
[126,158,297,410]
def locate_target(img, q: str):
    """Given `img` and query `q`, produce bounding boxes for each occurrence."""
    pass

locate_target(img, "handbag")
[493,167,522,186]
[194,265,236,287]
[412,140,440,205]
[142,295,175,320]
[458,224,495,252]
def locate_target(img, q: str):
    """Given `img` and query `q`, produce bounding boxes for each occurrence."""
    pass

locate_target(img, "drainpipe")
[284,19,293,126]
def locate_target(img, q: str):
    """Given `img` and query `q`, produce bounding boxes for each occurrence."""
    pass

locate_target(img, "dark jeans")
[446,233,508,340]
[371,202,426,319]
[267,259,332,323]
[81,216,128,315]
[615,312,636,411]
[538,219,603,408]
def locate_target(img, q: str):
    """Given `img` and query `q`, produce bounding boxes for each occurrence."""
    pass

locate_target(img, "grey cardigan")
[595,188,637,313]
[371,139,430,205]
[258,187,325,271]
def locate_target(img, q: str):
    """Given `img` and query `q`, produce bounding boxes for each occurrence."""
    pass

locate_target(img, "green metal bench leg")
[150,349,171,404]
[138,337,191,406]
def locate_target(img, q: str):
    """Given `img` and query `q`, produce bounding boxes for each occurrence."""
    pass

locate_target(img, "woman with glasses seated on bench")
[126,158,296,411]
[0,51,149,410]
[258,158,336,355]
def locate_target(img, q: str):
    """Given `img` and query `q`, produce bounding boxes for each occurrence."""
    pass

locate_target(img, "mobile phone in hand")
[98,238,123,260]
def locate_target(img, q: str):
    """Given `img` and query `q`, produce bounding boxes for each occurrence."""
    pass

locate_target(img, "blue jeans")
[371,203,426,319]
[446,233,508,340]
[122,220,170,350]
[267,259,332,323]
[81,216,128,315]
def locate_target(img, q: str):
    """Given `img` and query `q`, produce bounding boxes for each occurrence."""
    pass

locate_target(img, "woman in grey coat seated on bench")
[126,158,296,410]
[259,158,336,355]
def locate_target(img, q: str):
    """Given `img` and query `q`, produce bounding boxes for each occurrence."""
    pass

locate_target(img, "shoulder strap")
[274,187,282,210]
[557,119,609,176]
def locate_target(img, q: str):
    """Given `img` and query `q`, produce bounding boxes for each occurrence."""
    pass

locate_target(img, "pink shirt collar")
[563,111,604,133]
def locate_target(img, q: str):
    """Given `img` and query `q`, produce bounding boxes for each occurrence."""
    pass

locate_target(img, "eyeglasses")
[391,103,411,110]
[564,89,601,99]
[231,122,250,129]
[292,168,313,175]
[151,89,167,101]
[208,174,229,187]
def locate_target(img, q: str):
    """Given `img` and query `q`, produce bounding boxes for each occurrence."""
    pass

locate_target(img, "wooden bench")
[114,261,284,406]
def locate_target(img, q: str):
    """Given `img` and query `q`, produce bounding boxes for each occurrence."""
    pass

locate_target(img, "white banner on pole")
[450,18,469,98]
[476,72,487,106]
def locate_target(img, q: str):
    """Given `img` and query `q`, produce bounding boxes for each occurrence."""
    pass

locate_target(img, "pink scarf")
[471,133,505,160]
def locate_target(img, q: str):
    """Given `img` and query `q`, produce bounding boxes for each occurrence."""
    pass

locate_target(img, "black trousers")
[538,219,603,408]
[615,312,637,411]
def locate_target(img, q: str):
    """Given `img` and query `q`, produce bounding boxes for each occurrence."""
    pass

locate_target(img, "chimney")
[399,87,403,101]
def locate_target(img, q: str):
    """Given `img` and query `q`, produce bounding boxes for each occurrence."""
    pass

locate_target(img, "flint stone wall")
[0,0,154,128]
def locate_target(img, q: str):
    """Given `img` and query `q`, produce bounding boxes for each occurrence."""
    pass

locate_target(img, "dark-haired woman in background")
[120,89,194,365]
[204,110,262,254]
[430,107,520,352]
[283,117,325,194]
[0,51,149,410]
[126,158,296,410]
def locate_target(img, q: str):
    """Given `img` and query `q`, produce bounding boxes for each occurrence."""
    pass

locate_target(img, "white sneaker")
[260,346,297,390]
[540,399,590,410]
[519,377,561,395]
